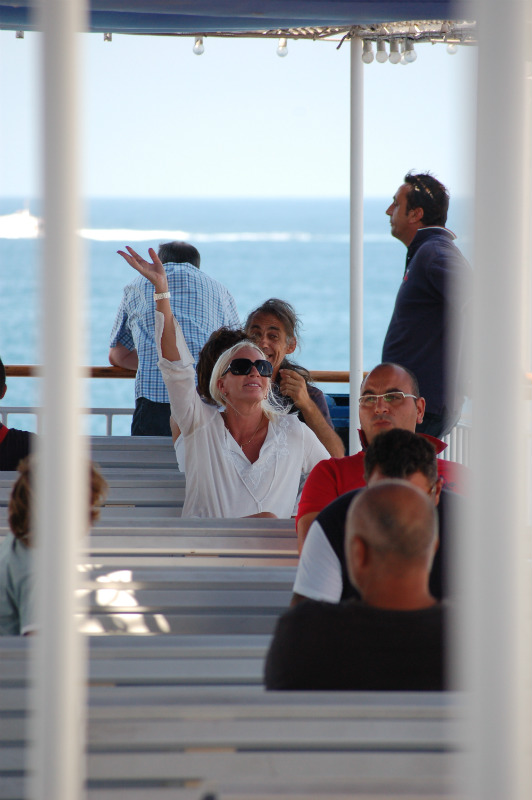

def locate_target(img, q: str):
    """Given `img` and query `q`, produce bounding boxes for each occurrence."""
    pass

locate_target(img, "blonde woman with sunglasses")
[118,247,329,519]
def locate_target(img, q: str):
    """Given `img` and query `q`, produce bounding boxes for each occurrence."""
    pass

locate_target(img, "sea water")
[0,196,472,434]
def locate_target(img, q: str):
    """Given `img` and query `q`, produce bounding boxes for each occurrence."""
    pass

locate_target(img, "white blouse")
[155,312,329,518]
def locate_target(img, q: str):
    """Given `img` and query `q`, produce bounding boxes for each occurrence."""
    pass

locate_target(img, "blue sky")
[0,30,476,199]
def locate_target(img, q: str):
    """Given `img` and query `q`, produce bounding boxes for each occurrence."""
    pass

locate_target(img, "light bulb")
[276,38,288,57]
[362,40,374,64]
[446,42,458,55]
[376,40,388,63]
[389,41,401,65]
[405,41,417,63]
[193,37,204,55]
[103,32,112,43]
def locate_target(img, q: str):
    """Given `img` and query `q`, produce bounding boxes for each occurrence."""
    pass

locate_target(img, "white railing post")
[349,37,364,454]
[458,0,532,797]
[30,1,88,800]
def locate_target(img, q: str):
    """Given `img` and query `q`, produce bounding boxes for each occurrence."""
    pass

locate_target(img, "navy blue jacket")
[382,227,471,416]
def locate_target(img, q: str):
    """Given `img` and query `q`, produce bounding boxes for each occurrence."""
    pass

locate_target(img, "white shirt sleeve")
[154,311,214,437]
[173,435,185,472]
[293,519,343,602]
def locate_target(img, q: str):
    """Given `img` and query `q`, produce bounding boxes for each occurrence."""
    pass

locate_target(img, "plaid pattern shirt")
[110,262,240,402]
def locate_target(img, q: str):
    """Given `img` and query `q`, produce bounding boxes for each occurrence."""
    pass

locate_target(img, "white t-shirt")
[156,312,329,518]
[292,519,343,602]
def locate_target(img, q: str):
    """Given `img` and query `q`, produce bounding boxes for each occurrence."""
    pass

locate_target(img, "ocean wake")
[0,215,391,244]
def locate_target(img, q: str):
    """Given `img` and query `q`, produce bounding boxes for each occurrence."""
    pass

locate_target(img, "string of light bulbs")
[10,20,474,62]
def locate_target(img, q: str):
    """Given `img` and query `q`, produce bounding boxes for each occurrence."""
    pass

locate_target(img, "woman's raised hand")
[117,246,168,292]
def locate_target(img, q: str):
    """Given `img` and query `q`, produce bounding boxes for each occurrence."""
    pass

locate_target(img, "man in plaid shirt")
[109,241,240,435]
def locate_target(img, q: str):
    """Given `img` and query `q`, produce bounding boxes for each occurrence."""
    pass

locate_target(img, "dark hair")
[157,241,201,268]
[363,429,437,484]
[0,357,5,394]
[196,327,248,402]
[404,172,449,227]
[363,363,420,398]
[8,457,108,546]
[245,298,300,345]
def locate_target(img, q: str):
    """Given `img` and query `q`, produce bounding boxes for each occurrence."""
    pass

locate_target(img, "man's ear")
[427,535,440,571]
[411,205,424,224]
[352,535,369,570]
[285,337,297,356]
[348,535,369,590]
[0,385,6,400]
[433,476,443,506]
[415,396,426,424]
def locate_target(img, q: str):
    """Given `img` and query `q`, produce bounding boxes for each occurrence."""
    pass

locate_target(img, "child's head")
[8,457,108,546]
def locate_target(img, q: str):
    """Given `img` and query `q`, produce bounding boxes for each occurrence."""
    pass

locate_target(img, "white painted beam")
[30,1,88,800]
[349,37,364,454]
[461,0,532,797]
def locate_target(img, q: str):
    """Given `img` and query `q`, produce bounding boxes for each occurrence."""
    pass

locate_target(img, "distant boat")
[0,208,41,239]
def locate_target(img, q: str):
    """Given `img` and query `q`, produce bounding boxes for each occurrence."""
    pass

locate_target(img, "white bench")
[78,563,295,634]
[0,636,463,800]
[0,483,186,508]
[0,517,298,560]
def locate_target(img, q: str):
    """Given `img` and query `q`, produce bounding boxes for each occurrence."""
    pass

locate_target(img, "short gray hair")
[346,480,438,563]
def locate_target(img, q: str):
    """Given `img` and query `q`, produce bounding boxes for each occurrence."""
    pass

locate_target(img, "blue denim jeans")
[131,397,172,436]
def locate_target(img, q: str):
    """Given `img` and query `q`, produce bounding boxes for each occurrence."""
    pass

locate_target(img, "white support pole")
[461,0,532,797]
[30,1,88,800]
[349,37,364,454]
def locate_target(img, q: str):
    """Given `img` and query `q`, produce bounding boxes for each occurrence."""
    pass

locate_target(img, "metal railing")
[5,365,352,382]
[0,406,135,437]
[2,363,476,463]
[439,421,471,466]
[1,403,472,465]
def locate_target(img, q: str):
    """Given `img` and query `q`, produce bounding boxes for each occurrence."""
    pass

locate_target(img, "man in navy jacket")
[382,172,472,438]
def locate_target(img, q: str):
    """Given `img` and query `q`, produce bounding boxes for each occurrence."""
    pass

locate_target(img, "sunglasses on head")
[222,358,273,377]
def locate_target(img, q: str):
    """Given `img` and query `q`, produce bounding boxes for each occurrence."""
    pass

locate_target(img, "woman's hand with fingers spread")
[117,246,169,293]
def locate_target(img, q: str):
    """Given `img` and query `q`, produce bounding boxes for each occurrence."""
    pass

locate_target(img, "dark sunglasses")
[222,358,273,377]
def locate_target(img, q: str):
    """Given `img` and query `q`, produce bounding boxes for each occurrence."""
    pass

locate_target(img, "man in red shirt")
[296,362,468,549]
[0,357,32,471]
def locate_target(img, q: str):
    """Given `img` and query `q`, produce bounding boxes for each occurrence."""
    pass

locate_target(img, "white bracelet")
[154,291,171,301]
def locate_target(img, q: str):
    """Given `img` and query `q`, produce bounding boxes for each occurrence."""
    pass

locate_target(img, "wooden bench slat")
[85,535,297,552]
[0,514,296,531]
[81,588,290,609]
[83,751,455,783]
[90,436,174,449]
[1,716,457,749]
[82,556,299,567]
[85,565,296,585]
[0,682,460,716]
[0,473,185,489]
[82,615,281,636]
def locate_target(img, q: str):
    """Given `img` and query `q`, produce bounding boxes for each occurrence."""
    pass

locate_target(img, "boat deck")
[0,435,466,799]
